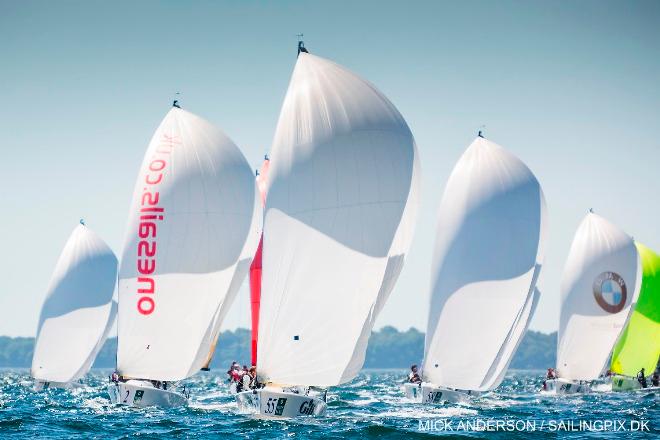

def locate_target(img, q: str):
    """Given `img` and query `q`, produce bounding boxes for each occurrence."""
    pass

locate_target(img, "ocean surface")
[0,369,657,439]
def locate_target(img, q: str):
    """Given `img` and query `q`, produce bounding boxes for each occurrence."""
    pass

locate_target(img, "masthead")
[297,33,308,57]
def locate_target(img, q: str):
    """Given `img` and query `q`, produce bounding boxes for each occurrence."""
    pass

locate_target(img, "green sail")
[610,242,660,376]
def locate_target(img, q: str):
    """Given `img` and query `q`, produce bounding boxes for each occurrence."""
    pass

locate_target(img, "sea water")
[0,369,657,438]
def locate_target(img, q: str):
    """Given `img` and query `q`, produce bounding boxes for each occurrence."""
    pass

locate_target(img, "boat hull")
[611,375,642,391]
[544,378,591,394]
[610,375,660,392]
[107,379,188,408]
[236,387,327,417]
[402,382,422,401]
[422,383,480,404]
[405,382,480,404]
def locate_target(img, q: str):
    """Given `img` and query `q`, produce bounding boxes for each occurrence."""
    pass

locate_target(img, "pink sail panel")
[250,158,270,366]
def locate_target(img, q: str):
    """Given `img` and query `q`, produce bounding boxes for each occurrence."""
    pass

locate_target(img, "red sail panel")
[249,236,263,366]
[250,158,270,366]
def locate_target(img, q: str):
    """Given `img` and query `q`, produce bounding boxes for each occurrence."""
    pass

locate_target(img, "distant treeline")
[0,327,556,370]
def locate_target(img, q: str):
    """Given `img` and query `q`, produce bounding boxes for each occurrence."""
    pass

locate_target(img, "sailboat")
[236,42,420,417]
[609,242,660,391]
[32,221,118,390]
[404,135,547,404]
[547,212,640,394]
[107,104,259,407]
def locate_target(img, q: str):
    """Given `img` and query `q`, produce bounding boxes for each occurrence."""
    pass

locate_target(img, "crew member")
[637,368,648,388]
[227,361,239,382]
[236,367,254,393]
[248,366,258,389]
[408,365,422,384]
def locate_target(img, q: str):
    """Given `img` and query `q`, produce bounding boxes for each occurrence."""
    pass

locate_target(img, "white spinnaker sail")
[257,52,420,387]
[70,300,117,380]
[117,108,258,381]
[31,224,117,383]
[480,287,541,390]
[423,137,547,391]
[198,197,261,370]
[556,213,640,381]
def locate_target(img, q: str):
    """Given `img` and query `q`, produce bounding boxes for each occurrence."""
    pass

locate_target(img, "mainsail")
[422,136,547,391]
[31,224,117,383]
[117,107,258,381]
[249,157,270,366]
[257,51,420,387]
[556,213,640,381]
[610,242,660,376]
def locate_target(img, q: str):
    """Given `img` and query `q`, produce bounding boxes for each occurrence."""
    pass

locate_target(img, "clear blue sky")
[1,1,659,336]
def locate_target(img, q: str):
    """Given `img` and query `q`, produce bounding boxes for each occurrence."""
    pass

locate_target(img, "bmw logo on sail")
[592,271,627,313]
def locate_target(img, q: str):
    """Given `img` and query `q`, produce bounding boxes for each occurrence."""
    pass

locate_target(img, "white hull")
[235,386,327,418]
[107,379,188,408]
[544,378,591,394]
[405,382,480,404]
[402,382,422,401]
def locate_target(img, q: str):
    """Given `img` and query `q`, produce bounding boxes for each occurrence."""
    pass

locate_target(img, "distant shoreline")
[0,327,556,370]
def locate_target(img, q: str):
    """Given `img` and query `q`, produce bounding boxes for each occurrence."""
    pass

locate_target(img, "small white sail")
[31,224,117,383]
[257,52,420,387]
[556,213,640,381]
[117,108,258,381]
[423,136,547,391]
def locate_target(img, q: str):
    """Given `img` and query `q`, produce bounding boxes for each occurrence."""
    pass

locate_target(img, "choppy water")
[0,369,657,438]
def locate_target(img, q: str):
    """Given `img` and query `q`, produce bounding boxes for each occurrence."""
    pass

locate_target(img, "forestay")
[557,213,640,381]
[257,52,420,387]
[117,108,258,381]
[610,242,660,377]
[31,224,117,383]
[423,137,547,391]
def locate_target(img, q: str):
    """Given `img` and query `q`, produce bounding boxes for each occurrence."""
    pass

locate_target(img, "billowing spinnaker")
[117,108,258,381]
[610,242,660,376]
[31,224,117,383]
[423,137,547,391]
[556,213,640,381]
[257,52,420,387]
